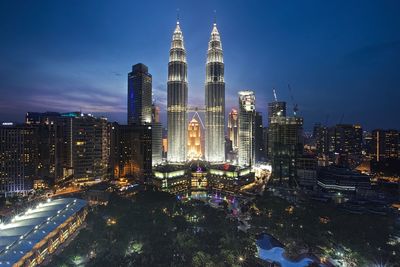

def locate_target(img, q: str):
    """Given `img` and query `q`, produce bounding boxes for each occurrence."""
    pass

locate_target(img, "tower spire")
[176,8,180,24]
[213,9,217,25]
[205,16,225,163]
[167,17,188,163]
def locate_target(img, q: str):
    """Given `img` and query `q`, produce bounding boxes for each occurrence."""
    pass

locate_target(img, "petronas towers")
[205,23,225,162]
[167,21,188,162]
[167,19,225,163]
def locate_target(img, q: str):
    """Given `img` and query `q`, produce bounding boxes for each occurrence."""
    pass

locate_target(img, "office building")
[370,129,399,161]
[227,108,239,151]
[255,112,265,162]
[269,116,303,185]
[110,124,152,182]
[0,123,38,195]
[128,63,152,125]
[60,112,109,182]
[238,91,256,166]
[25,112,64,184]
[151,105,163,166]
[314,123,363,166]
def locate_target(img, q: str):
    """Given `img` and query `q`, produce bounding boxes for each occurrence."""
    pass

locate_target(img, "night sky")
[0,0,399,131]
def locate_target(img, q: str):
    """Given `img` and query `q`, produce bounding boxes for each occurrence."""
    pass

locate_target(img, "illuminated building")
[61,112,109,182]
[153,164,189,193]
[207,164,254,192]
[254,112,265,162]
[267,101,286,124]
[315,124,362,166]
[227,108,238,151]
[331,124,363,159]
[317,166,371,193]
[0,124,38,196]
[205,22,225,163]
[238,91,256,166]
[0,198,87,266]
[167,20,188,163]
[152,161,254,194]
[110,124,152,182]
[151,105,163,166]
[128,63,152,125]
[162,137,168,158]
[314,123,329,156]
[371,129,399,161]
[269,116,303,186]
[187,118,202,160]
[25,112,64,184]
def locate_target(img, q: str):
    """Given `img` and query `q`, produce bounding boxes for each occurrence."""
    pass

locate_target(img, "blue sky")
[0,0,399,130]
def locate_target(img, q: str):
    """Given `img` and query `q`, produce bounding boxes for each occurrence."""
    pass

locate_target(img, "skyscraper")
[269,116,303,185]
[110,124,152,182]
[0,123,39,195]
[128,63,152,125]
[371,129,399,161]
[238,91,256,166]
[26,112,65,184]
[151,104,163,166]
[227,108,238,151]
[187,118,202,160]
[167,20,188,163]
[255,111,265,162]
[60,112,109,181]
[205,22,225,163]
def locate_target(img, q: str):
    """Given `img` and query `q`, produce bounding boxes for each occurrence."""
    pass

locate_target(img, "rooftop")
[0,198,87,266]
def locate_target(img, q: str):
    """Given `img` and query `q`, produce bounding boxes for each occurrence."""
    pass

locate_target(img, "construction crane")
[287,84,299,116]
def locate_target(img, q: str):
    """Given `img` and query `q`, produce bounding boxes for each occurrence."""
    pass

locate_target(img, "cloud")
[0,85,125,119]
[343,41,400,66]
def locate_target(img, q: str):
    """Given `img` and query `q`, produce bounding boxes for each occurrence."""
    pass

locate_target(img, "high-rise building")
[263,127,269,159]
[61,112,109,181]
[110,124,152,182]
[267,101,286,125]
[314,123,329,156]
[331,124,363,158]
[314,123,363,165]
[255,112,265,162]
[238,91,256,166]
[187,118,202,160]
[371,129,399,161]
[26,112,64,184]
[128,63,152,125]
[151,105,163,166]
[0,123,39,195]
[167,20,188,163]
[269,116,303,185]
[205,22,225,163]
[227,108,238,151]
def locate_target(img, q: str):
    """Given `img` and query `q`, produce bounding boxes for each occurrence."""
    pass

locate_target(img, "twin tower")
[167,20,225,163]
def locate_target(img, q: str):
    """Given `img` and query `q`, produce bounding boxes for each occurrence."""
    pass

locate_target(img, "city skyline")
[0,2,399,265]
[0,0,400,131]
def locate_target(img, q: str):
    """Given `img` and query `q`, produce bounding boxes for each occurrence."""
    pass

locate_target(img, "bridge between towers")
[188,106,206,129]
